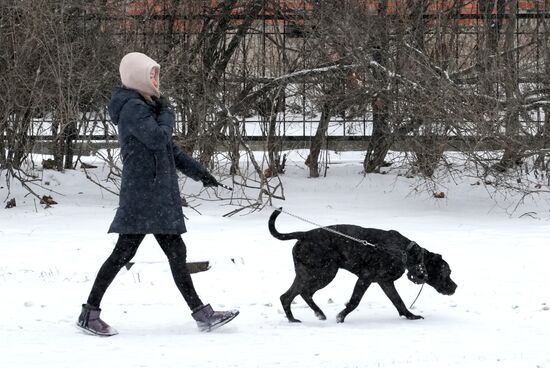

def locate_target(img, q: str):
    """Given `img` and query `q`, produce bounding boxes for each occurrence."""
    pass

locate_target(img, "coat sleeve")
[120,99,174,151]
[172,142,209,181]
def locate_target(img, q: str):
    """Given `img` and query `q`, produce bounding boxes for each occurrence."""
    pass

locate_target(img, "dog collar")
[404,241,428,284]
[406,241,417,251]
[401,241,417,263]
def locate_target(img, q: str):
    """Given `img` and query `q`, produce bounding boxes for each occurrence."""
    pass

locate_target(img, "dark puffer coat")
[107,87,209,234]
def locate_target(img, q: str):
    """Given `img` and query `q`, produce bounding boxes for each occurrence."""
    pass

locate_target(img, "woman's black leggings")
[86,234,203,310]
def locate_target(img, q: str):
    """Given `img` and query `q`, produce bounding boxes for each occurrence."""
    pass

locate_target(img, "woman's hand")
[152,95,171,113]
[200,173,219,188]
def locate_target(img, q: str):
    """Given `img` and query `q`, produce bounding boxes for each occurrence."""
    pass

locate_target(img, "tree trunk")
[12,111,33,169]
[51,119,65,172]
[364,92,391,173]
[496,0,522,172]
[407,0,438,177]
[363,0,390,173]
[536,22,550,171]
[227,116,240,176]
[305,103,331,178]
[265,91,285,176]
[267,112,282,176]
[0,128,5,168]
[411,134,446,177]
[64,121,78,170]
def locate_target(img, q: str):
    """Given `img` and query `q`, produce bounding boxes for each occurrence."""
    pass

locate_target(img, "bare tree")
[3,0,550,206]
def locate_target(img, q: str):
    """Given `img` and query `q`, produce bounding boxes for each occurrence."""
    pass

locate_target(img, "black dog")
[269,208,457,323]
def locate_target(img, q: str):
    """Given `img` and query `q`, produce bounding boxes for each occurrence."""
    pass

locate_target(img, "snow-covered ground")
[1,151,549,368]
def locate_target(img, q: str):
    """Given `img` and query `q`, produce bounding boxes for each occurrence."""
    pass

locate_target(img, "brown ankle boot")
[191,304,239,332]
[77,304,118,336]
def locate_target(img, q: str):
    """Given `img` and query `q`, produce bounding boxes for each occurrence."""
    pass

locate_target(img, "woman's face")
[150,68,159,91]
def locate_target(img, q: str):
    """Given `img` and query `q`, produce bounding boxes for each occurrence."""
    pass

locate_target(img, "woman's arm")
[120,99,174,150]
[172,143,210,182]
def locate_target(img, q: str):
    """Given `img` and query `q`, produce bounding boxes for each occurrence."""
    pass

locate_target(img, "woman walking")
[77,52,238,336]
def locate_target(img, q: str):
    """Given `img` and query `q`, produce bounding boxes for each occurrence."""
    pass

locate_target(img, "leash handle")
[216,181,233,191]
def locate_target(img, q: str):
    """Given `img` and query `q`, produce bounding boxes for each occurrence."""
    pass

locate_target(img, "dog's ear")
[425,253,442,266]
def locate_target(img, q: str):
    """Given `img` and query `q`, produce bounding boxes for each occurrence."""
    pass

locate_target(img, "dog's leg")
[379,281,423,320]
[336,278,371,323]
[280,277,303,323]
[301,293,326,320]
[281,260,336,323]
[299,264,336,321]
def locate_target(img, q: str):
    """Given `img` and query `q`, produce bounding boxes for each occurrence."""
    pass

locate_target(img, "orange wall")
[118,0,548,16]
[106,0,549,32]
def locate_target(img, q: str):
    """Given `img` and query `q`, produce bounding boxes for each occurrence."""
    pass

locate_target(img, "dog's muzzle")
[442,280,457,295]
[407,264,428,284]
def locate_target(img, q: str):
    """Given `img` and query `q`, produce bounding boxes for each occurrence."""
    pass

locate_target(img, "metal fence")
[91,1,550,136]
[22,1,550,153]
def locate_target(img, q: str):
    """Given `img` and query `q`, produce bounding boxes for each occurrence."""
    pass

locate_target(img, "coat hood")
[108,87,144,126]
[119,52,160,98]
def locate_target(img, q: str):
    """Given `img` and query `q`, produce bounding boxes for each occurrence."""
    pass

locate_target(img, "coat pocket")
[152,154,158,183]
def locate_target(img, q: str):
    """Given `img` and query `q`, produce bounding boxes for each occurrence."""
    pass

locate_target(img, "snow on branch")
[230,63,360,114]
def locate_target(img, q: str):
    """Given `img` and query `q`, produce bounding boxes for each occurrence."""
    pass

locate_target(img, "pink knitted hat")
[119,52,160,97]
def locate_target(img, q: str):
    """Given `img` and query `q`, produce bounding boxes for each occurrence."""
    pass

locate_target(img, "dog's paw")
[315,312,327,321]
[288,318,302,323]
[404,313,424,320]
[336,313,346,323]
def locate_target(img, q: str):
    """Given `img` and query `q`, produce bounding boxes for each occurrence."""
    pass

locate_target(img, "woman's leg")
[86,234,145,307]
[154,234,203,310]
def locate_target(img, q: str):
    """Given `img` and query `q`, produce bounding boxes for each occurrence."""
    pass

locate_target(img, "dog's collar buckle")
[407,263,428,284]
[405,242,428,284]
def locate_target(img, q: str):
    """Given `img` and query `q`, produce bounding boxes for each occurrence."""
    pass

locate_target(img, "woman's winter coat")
[107,87,209,234]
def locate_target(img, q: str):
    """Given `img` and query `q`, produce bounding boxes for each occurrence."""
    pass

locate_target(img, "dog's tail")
[269,208,304,241]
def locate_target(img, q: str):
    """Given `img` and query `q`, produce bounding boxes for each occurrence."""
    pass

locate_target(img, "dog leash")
[211,185,427,306]
[409,284,425,309]
[271,206,376,246]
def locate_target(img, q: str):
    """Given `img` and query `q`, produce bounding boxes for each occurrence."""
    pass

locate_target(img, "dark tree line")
[2,0,550,207]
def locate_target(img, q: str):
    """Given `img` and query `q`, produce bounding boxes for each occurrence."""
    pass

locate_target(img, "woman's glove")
[151,95,171,114]
[200,172,219,188]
